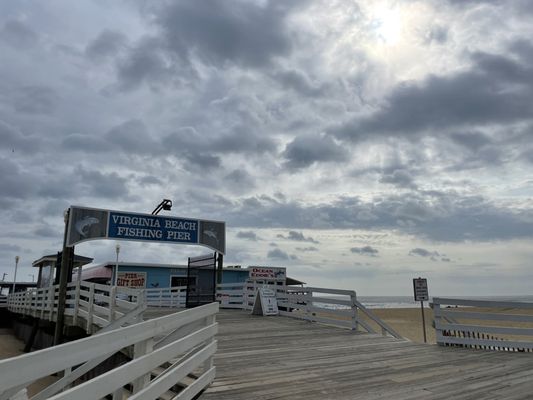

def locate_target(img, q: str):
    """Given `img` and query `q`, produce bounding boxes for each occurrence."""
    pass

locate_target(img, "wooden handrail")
[433,297,533,351]
[0,303,219,399]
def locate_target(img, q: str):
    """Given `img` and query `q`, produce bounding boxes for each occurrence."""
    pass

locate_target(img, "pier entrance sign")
[66,205,225,254]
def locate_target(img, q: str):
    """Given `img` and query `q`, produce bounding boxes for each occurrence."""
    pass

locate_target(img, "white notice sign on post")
[251,288,279,316]
[413,278,429,302]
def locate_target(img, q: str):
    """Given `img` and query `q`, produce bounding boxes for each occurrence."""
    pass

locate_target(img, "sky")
[1,0,533,296]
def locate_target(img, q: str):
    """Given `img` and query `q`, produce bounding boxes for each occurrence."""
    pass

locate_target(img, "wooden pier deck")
[203,309,533,400]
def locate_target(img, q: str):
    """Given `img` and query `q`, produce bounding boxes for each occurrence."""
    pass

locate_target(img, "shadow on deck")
[203,309,533,400]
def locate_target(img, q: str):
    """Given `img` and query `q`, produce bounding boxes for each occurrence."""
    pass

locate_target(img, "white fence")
[216,283,402,338]
[0,295,7,308]
[216,282,246,309]
[145,286,186,308]
[433,297,533,352]
[0,302,219,400]
[7,281,143,333]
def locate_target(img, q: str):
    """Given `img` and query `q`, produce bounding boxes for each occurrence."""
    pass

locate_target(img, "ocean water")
[317,295,533,309]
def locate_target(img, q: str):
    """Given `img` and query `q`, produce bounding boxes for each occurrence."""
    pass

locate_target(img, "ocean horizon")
[333,295,533,309]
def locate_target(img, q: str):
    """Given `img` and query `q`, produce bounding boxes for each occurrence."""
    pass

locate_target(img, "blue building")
[79,262,302,288]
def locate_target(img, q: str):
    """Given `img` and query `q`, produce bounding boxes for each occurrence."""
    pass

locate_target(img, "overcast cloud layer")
[1,0,532,295]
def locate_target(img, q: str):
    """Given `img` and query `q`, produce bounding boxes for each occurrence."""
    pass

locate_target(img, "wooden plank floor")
[202,309,533,400]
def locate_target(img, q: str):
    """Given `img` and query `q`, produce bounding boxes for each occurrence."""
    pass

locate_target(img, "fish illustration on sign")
[75,216,100,237]
[203,229,219,244]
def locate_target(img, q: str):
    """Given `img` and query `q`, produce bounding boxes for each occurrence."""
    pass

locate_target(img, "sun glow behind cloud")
[372,4,402,45]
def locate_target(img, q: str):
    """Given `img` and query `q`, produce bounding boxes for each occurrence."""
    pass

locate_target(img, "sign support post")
[216,253,223,284]
[420,298,427,343]
[413,277,429,344]
[54,209,73,345]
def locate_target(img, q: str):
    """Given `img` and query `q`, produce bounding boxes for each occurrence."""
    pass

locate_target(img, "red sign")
[117,272,146,288]
[249,267,285,279]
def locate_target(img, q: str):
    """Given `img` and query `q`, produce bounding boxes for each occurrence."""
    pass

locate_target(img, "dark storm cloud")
[277,231,319,244]
[449,131,492,152]
[182,152,221,171]
[106,119,157,154]
[409,248,440,258]
[13,86,59,115]
[409,248,450,262]
[236,231,259,241]
[152,0,303,68]
[162,126,277,158]
[0,243,21,253]
[116,36,177,91]
[0,120,41,153]
[267,248,297,261]
[271,69,326,97]
[350,245,379,257]
[295,246,318,252]
[331,48,533,142]
[212,127,278,155]
[379,169,417,189]
[0,19,38,48]
[85,30,128,60]
[137,175,163,186]
[76,167,129,199]
[224,169,256,190]
[424,26,448,44]
[0,157,35,200]
[283,134,349,169]
[34,226,60,237]
[62,134,110,153]
[223,191,533,242]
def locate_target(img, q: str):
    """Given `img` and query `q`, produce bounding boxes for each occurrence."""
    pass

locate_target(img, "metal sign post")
[413,277,429,343]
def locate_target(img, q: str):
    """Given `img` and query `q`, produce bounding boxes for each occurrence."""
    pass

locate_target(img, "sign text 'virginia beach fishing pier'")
[66,205,225,254]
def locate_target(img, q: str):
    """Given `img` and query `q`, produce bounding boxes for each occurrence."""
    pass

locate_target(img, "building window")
[170,276,196,287]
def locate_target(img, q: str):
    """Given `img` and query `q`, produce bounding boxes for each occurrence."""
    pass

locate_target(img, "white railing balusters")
[0,303,219,400]
[433,297,533,352]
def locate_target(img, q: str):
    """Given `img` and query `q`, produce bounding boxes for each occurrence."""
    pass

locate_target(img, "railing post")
[39,289,45,320]
[305,289,313,322]
[131,337,154,393]
[49,287,55,321]
[73,281,81,326]
[350,292,358,332]
[203,313,216,372]
[109,286,117,323]
[433,301,442,346]
[87,283,95,334]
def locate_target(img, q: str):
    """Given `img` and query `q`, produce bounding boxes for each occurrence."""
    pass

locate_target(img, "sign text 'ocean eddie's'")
[66,206,225,254]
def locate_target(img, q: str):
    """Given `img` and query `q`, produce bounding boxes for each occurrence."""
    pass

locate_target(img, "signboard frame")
[65,205,225,254]
[413,278,429,302]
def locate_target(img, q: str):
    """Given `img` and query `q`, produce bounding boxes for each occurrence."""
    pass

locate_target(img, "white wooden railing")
[216,282,246,309]
[7,281,143,333]
[216,283,402,338]
[0,302,218,400]
[145,286,186,308]
[0,295,7,308]
[280,287,402,338]
[433,297,533,352]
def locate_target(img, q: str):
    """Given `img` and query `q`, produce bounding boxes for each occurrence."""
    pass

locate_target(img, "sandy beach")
[0,329,58,396]
[364,308,436,344]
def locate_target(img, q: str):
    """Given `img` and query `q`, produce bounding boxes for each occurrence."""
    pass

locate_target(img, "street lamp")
[1,272,6,281]
[114,243,120,286]
[151,199,172,215]
[12,256,19,293]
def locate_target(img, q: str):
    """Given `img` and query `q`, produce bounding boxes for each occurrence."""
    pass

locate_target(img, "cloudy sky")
[1,0,533,296]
